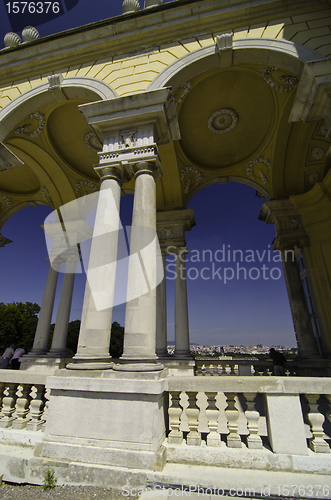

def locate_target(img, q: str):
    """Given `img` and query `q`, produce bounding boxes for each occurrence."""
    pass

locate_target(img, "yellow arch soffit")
[0,77,118,142]
[147,38,327,91]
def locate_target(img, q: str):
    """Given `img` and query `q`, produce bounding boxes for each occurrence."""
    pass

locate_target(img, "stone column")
[48,252,78,357]
[281,247,320,357]
[174,247,192,358]
[121,162,161,362]
[29,262,59,355]
[70,167,124,369]
[156,252,168,358]
[259,199,321,358]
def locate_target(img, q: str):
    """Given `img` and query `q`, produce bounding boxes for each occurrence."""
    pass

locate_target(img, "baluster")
[243,393,263,449]
[305,394,330,453]
[195,364,202,376]
[206,392,221,446]
[0,383,19,428]
[12,384,32,429]
[209,364,217,376]
[168,391,183,444]
[26,385,46,431]
[230,364,236,376]
[325,395,331,423]
[186,391,201,445]
[0,382,5,417]
[224,392,242,448]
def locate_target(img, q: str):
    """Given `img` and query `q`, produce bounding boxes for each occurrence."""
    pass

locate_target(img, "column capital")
[157,208,196,250]
[259,199,309,251]
[79,88,180,182]
[94,165,129,184]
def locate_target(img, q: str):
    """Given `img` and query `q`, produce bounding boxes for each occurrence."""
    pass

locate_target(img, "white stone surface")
[264,394,309,455]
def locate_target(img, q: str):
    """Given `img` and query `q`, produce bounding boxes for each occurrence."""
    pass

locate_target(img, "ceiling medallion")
[207,108,238,135]
[312,147,325,160]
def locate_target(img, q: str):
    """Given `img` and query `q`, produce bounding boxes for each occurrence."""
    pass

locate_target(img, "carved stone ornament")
[260,67,298,93]
[309,173,320,185]
[181,165,203,194]
[289,218,303,230]
[119,129,137,149]
[75,180,99,194]
[215,33,233,52]
[246,156,272,182]
[48,73,64,91]
[84,131,102,153]
[41,186,54,209]
[312,147,325,160]
[15,112,45,138]
[0,193,13,209]
[0,234,12,247]
[176,81,192,108]
[208,108,238,135]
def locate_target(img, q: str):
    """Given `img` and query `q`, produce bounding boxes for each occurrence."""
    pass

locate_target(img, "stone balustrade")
[195,358,298,376]
[167,376,331,456]
[0,371,49,431]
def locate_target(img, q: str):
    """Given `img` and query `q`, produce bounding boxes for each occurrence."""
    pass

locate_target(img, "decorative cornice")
[0,0,326,85]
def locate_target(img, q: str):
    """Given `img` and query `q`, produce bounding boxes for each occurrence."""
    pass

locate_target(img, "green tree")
[0,302,40,354]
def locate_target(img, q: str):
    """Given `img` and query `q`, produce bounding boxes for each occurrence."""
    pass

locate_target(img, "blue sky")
[0,0,297,347]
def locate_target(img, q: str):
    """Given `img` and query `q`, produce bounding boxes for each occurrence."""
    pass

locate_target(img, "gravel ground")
[0,483,138,500]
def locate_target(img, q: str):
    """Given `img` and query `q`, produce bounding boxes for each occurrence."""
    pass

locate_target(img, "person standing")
[0,344,15,369]
[11,346,26,370]
[269,348,286,376]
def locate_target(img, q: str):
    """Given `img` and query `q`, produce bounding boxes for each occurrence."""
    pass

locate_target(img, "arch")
[184,176,271,207]
[147,39,327,92]
[0,200,51,232]
[0,77,118,142]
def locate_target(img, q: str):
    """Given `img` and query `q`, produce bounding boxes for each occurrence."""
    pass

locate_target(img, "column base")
[113,362,164,372]
[66,358,113,371]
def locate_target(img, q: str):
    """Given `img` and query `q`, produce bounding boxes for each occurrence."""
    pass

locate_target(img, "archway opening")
[165,181,296,351]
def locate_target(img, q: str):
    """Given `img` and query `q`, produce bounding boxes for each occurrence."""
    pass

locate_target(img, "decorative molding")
[0,193,13,209]
[215,33,233,52]
[84,131,102,153]
[15,112,45,138]
[312,147,325,160]
[41,186,54,209]
[260,67,298,93]
[180,165,203,194]
[208,108,238,135]
[309,173,320,185]
[75,180,99,195]
[289,218,303,230]
[176,81,192,108]
[119,129,137,149]
[246,156,272,183]
[48,73,64,90]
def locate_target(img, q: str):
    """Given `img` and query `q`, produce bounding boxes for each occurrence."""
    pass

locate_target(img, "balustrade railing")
[0,372,48,431]
[167,377,331,454]
[195,358,298,376]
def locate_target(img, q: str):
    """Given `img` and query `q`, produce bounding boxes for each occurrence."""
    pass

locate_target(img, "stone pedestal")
[264,393,309,456]
[38,368,168,471]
